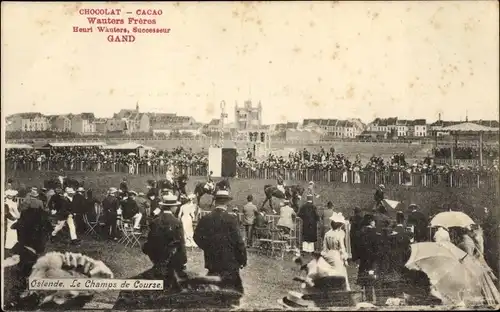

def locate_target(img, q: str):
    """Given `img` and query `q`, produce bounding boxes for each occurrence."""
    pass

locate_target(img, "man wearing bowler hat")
[194,189,247,295]
[143,194,187,290]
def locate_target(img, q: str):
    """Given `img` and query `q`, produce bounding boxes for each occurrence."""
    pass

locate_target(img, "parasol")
[430,211,475,228]
[381,199,401,210]
[405,242,485,306]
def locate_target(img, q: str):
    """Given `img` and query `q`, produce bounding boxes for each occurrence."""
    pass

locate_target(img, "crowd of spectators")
[5,145,499,175]
[433,146,499,160]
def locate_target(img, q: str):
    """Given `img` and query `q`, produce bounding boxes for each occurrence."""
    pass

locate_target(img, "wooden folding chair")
[84,202,105,238]
[119,219,141,248]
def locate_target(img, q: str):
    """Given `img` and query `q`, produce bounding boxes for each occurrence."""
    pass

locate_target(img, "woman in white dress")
[4,190,20,251]
[321,212,350,290]
[178,194,198,248]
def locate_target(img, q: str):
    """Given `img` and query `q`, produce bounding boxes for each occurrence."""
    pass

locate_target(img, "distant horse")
[44,176,83,191]
[262,184,304,212]
[193,178,231,207]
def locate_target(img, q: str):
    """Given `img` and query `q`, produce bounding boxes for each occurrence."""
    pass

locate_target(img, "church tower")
[136,101,139,112]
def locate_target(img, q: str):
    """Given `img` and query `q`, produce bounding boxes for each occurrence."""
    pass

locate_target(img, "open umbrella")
[430,211,475,228]
[405,242,485,306]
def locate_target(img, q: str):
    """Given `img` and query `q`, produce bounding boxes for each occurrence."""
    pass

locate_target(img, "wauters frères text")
[73,8,171,43]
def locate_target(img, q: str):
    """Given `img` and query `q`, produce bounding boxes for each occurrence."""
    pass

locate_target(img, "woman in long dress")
[320,212,350,290]
[178,194,197,248]
[5,190,20,252]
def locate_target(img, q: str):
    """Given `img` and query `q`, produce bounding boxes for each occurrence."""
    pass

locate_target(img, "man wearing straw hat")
[20,188,44,212]
[194,189,247,295]
[143,193,187,288]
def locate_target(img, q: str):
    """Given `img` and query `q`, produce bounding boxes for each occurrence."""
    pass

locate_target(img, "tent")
[441,122,499,166]
[102,142,156,156]
[42,142,107,148]
[5,143,33,149]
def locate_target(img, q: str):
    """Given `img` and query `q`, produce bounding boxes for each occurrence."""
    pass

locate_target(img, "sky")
[1,1,499,124]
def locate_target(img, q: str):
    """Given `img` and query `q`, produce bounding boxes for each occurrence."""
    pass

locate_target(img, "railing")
[6,160,499,190]
[196,210,351,254]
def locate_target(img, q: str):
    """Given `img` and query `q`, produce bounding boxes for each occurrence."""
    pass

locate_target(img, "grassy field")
[6,169,500,309]
[8,170,498,221]
[41,237,307,310]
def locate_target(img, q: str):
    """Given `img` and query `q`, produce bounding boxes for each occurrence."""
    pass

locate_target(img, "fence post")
[398,172,402,185]
[328,170,331,182]
[477,175,480,188]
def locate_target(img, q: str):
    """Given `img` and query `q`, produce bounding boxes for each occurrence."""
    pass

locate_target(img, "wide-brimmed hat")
[77,187,85,193]
[159,194,181,207]
[128,191,138,196]
[283,199,290,204]
[214,190,232,201]
[378,184,385,189]
[5,190,18,197]
[309,181,315,185]
[138,192,145,197]
[30,188,39,197]
[108,187,118,194]
[329,212,346,224]
[66,188,76,195]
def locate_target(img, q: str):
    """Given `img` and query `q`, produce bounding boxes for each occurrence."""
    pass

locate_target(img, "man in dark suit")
[297,194,320,254]
[194,189,247,295]
[143,194,187,291]
[357,214,379,301]
[73,187,87,234]
[119,177,128,199]
[50,188,80,245]
[102,187,120,240]
[122,191,142,231]
[9,206,53,307]
[374,184,385,208]
[407,204,428,242]
[349,207,364,263]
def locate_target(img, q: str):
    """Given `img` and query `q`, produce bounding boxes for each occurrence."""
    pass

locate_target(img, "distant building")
[234,100,262,130]
[106,119,128,133]
[149,113,196,130]
[302,118,365,138]
[51,115,72,132]
[71,113,96,134]
[409,119,428,137]
[93,118,107,133]
[113,103,150,133]
[429,120,461,137]
[368,117,427,137]
[271,122,299,133]
[7,113,50,132]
